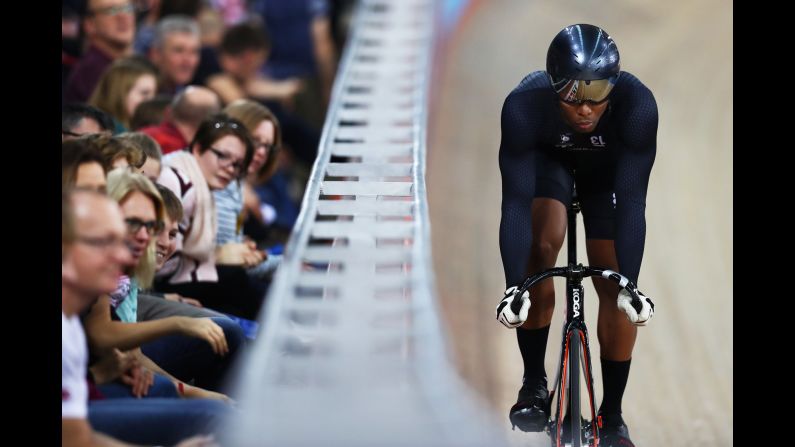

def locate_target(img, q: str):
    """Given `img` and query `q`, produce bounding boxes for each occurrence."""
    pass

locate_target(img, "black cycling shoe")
[597,413,635,447]
[509,377,550,432]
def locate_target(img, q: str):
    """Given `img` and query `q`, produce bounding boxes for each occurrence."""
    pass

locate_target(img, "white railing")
[221,1,507,445]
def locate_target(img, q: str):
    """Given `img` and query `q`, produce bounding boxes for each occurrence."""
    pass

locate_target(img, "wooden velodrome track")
[426,0,732,445]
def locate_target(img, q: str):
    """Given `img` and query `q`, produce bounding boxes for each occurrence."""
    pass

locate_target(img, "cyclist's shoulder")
[507,71,551,97]
[609,72,658,129]
[609,72,659,146]
[612,71,656,105]
[502,71,554,116]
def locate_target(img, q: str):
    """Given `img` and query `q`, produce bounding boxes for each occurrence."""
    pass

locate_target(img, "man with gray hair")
[149,15,202,96]
[62,189,223,447]
[140,86,222,154]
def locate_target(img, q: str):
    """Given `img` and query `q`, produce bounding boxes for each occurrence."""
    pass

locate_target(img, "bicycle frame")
[548,198,599,447]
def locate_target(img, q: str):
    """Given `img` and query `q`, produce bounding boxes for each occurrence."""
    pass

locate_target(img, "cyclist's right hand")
[496,286,530,328]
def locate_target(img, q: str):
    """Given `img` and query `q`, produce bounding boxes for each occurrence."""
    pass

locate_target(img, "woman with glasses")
[214,99,283,280]
[156,114,265,320]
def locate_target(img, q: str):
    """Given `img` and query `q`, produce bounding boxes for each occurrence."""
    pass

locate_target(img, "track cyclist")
[495,23,657,446]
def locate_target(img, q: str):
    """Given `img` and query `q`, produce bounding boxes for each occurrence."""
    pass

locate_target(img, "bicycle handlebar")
[509,265,644,315]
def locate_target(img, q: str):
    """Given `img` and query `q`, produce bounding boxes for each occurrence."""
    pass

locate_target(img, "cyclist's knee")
[530,279,556,305]
[530,240,562,267]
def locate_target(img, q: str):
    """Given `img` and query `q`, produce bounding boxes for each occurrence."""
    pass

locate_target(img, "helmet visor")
[555,76,618,104]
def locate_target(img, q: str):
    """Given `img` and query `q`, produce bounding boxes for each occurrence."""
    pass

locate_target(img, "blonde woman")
[82,170,231,400]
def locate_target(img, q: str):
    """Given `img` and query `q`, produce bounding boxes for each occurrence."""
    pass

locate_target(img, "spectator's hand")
[177,317,229,355]
[496,286,530,328]
[215,242,247,265]
[89,348,137,384]
[278,77,304,99]
[243,242,265,267]
[206,73,246,104]
[165,293,204,307]
[119,365,154,398]
[244,77,304,102]
[617,288,655,326]
[181,382,235,405]
[174,434,220,447]
[216,242,263,267]
[245,240,267,263]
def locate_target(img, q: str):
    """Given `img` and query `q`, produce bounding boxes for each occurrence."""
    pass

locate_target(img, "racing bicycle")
[507,196,648,447]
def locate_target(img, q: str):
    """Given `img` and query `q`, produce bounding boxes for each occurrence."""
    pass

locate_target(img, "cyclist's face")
[558,100,609,134]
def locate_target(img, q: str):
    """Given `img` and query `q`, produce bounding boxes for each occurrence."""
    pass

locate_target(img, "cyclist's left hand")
[617,288,654,326]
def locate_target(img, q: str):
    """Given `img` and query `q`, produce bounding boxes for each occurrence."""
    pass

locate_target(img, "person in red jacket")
[141,86,221,154]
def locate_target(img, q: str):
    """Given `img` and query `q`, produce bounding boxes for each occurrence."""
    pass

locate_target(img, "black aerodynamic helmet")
[546,24,620,103]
